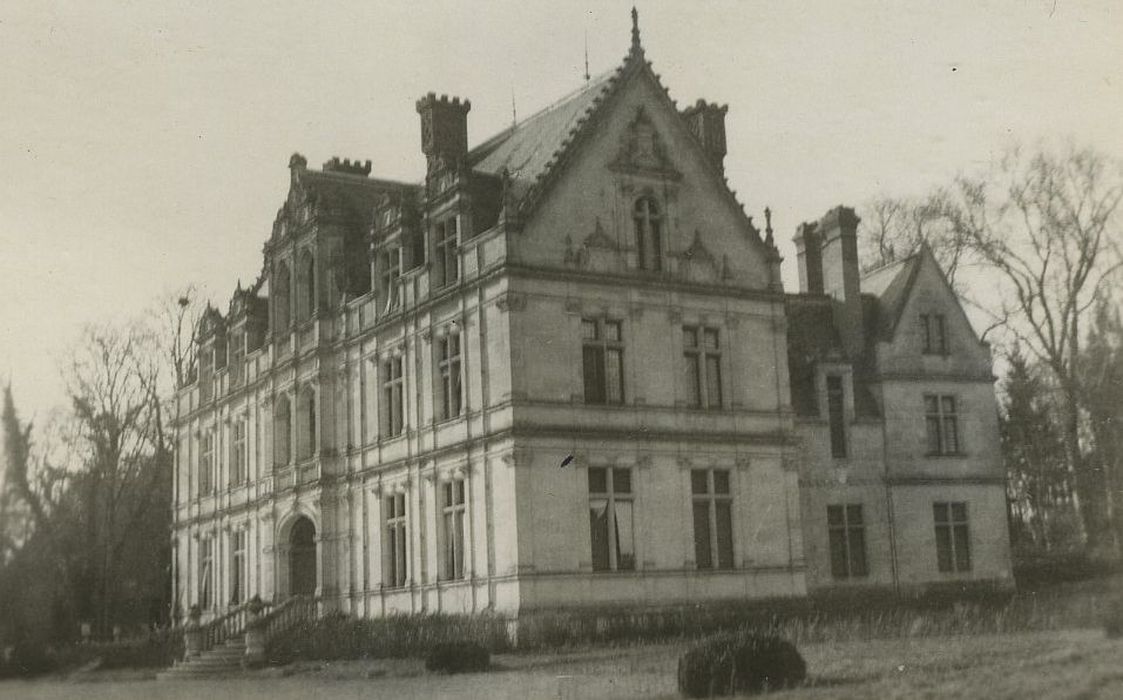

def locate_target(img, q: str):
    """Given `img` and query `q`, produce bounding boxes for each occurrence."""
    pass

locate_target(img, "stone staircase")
[156,639,248,680]
[156,595,317,681]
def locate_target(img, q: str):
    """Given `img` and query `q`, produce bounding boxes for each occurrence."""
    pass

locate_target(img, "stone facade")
[171,15,1011,621]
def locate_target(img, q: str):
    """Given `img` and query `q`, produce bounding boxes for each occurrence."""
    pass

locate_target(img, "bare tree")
[950,143,1123,547]
[858,190,973,291]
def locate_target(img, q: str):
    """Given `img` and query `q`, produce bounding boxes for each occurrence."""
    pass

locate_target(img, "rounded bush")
[677,633,805,698]
[424,641,490,674]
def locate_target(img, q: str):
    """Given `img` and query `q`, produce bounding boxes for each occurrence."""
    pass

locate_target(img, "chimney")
[818,206,864,358]
[793,222,823,294]
[681,100,728,173]
[416,93,471,172]
[322,157,372,177]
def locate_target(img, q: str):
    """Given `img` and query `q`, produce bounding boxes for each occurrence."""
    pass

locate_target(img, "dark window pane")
[827,505,844,527]
[605,321,621,343]
[614,500,635,570]
[848,527,868,577]
[582,319,598,341]
[684,354,701,407]
[703,329,719,350]
[693,502,712,569]
[925,395,939,414]
[846,504,863,525]
[611,468,631,494]
[590,499,610,571]
[927,417,942,454]
[691,470,709,495]
[827,376,846,458]
[829,528,849,579]
[587,467,607,494]
[705,355,722,407]
[953,524,971,571]
[715,501,734,569]
[944,417,959,453]
[605,349,623,404]
[583,346,605,404]
[713,470,730,495]
[935,526,953,572]
[942,396,956,414]
[443,482,452,507]
[933,503,949,523]
[951,502,967,522]
[683,327,697,348]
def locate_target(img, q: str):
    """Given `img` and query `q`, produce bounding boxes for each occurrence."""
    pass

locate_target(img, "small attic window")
[921,314,948,355]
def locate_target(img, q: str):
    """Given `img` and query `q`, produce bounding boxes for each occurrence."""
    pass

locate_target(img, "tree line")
[0,292,200,648]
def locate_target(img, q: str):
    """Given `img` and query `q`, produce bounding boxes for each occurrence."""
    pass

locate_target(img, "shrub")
[0,640,55,678]
[424,641,490,674]
[677,633,805,698]
[1105,596,1123,639]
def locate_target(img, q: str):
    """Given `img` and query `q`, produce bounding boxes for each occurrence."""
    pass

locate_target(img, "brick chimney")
[818,206,863,358]
[681,100,728,173]
[416,93,471,172]
[793,222,824,294]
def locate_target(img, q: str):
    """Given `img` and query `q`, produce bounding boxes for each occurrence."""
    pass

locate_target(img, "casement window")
[633,196,663,272]
[296,250,315,323]
[229,331,245,387]
[199,537,214,609]
[381,247,401,312]
[441,479,466,581]
[433,218,459,288]
[297,388,316,460]
[827,375,847,458]
[921,313,948,355]
[199,430,215,495]
[230,529,247,604]
[691,469,734,570]
[683,327,722,408]
[934,502,971,572]
[582,318,624,405]
[274,394,291,467]
[827,504,868,579]
[925,395,960,455]
[588,467,635,572]
[384,493,408,587]
[230,419,247,486]
[274,261,291,333]
[382,356,405,437]
[437,333,463,421]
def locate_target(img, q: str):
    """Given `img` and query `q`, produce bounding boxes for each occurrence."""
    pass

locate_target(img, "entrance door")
[289,517,317,596]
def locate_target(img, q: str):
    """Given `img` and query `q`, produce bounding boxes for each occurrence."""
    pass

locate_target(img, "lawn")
[3,628,1121,699]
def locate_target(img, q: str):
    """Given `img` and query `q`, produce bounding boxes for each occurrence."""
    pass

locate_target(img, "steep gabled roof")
[469,69,617,196]
[860,251,922,341]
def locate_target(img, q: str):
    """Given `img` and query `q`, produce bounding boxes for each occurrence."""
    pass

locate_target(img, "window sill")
[925,452,968,458]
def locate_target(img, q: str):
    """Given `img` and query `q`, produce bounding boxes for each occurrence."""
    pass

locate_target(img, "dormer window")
[382,247,401,313]
[921,313,947,355]
[633,197,663,272]
[433,217,459,288]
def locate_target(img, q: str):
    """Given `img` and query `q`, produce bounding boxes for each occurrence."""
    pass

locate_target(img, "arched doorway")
[289,517,317,597]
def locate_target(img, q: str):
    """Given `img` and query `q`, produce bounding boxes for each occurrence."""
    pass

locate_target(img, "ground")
[3,628,1122,699]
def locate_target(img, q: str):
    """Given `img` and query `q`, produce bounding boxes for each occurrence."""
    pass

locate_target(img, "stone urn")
[184,604,203,659]
[242,595,267,668]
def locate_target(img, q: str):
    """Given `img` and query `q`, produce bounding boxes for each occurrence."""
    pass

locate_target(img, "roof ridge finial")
[764,206,775,247]
[630,6,642,55]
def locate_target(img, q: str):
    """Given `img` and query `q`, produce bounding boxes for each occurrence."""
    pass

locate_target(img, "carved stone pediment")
[565,218,620,273]
[609,107,682,179]
[680,229,720,283]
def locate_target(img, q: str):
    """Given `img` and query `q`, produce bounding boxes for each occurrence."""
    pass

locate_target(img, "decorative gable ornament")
[680,229,720,283]
[610,107,682,180]
[564,218,620,273]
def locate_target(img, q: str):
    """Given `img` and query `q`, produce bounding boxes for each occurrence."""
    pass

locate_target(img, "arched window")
[274,394,291,467]
[298,386,316,460]
[274,261,291,334]
[633,197,663,272]
[297,250,315,322]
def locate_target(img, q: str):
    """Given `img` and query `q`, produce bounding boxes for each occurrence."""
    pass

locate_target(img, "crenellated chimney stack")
[681,100,728,173]
[416,93,471,173]
[818,206,863,359]
[793,221,824,295]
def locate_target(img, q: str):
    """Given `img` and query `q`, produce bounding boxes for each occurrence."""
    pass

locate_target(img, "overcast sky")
[1,0,1121,422]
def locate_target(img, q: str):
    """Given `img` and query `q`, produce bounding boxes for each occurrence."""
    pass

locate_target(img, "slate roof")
[297,168,418,222]
[860,252,922,341]
[469,69,617,197]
